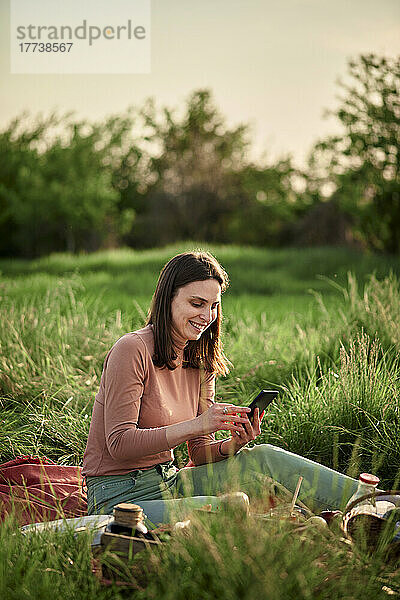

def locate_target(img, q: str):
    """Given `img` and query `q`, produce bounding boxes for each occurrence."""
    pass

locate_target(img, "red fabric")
[0,455,87,526]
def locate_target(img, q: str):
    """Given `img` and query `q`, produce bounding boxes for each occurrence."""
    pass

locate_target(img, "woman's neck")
[171,329,187,357]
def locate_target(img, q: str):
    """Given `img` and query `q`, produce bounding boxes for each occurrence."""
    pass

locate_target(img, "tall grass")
[1,500,398,600]
[1,246,400,598]
[1,250,400,475]
[264,332,400,487]
[133,507,397,600]
[0,278,135,462]
[0,515,110,600]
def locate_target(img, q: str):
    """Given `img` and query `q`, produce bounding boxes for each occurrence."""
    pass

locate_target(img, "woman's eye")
[192,303,202,308]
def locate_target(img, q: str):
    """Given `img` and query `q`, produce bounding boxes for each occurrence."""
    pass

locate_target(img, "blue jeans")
[86,444,359,526]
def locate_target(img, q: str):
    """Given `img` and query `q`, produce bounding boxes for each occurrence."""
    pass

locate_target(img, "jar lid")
[114,503,142,513]
[359,473,380,485]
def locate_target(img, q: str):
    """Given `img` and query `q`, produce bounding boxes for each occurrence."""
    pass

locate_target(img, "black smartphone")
[247,390,279,422]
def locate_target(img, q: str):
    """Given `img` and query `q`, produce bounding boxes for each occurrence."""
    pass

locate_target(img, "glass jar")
[345,473,380,512]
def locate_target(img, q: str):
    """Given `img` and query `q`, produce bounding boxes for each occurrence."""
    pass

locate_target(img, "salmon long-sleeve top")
[82,325,225,476]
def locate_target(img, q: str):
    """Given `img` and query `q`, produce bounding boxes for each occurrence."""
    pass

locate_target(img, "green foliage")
[309,54,400,253]
[2,500,398,600]
[134,508,393,600]
[226,160,312,246]
[1,245,400,484]
[1,246,400,597]
[0,90,308,257]
[1,55,399,257]
[127,90,309,248]
[128,90,251,246]
[272,333,400,485]
[0,113,136,257]
[0,516,115,600]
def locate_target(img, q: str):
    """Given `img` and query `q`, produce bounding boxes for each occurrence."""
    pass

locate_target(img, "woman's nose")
[200,306,212,323]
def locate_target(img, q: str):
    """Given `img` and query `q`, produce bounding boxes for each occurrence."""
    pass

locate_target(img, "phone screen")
[248,390,279,421]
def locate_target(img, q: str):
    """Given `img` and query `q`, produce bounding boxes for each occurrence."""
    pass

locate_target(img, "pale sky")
[1,0,399,167]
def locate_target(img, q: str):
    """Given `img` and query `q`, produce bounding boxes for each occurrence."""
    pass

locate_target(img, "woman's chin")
[186,329,202,341]
[188,333,201,341]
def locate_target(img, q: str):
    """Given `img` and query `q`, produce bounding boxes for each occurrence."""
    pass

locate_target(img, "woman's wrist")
[222,435,248,456]
[218,438,233,457]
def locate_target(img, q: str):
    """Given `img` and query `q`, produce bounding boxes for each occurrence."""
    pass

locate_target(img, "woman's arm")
[187,371,253,465]
[107,399,250,462]
[103,335,249,462]
[166,403,250,449]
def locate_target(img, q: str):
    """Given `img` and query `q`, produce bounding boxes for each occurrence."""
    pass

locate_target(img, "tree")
[226,159,311,246]
[0,113,136,257]
[0,91,312,255]
[0,113,53,256]
[309,54,400,253]
[123,89,306,248]
[126,90,250,246]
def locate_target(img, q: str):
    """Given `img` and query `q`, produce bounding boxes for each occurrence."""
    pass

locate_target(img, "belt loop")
[130,469,139,482]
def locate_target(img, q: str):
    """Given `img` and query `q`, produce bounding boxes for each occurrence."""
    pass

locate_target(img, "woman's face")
[170,279,221,346]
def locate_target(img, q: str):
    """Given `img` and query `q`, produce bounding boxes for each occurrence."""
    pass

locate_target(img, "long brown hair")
[146,251,230,375]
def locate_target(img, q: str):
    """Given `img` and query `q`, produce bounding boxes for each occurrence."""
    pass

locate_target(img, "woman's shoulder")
[110,324,154,358]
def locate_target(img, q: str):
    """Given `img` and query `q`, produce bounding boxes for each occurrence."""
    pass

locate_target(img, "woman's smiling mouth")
[189,320,206,333]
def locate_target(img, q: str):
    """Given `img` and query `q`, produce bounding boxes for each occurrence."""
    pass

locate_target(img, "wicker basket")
[342,489,400,562]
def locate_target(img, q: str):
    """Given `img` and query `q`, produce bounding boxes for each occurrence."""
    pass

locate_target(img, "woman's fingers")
[239,408,260,440]
[200,403,253,436]
[221,418,247,432]
[252,407,259,427]
[219,404,251,415]
[242,418,255,439]
[219,405,263,448]
[252,408,261,435]
[219,404,250,428]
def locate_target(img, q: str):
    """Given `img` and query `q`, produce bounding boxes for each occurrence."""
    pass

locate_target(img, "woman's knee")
[238,443,271,466]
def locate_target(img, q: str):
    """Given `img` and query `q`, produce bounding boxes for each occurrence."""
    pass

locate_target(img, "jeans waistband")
[86,461,176,488]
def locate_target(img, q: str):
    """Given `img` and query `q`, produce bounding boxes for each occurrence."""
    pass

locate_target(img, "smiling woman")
[146,252,229,374]
[82,250,360,524]
[172,280,220,342]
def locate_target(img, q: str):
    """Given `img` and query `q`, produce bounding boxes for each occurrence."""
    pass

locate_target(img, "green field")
[1,245,400,599]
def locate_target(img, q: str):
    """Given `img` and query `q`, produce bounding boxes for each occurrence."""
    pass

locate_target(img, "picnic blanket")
[0,455,87,526]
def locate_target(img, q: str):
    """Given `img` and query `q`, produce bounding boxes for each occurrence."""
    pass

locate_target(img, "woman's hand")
[221,407,263,456]
[196,403,251,436]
